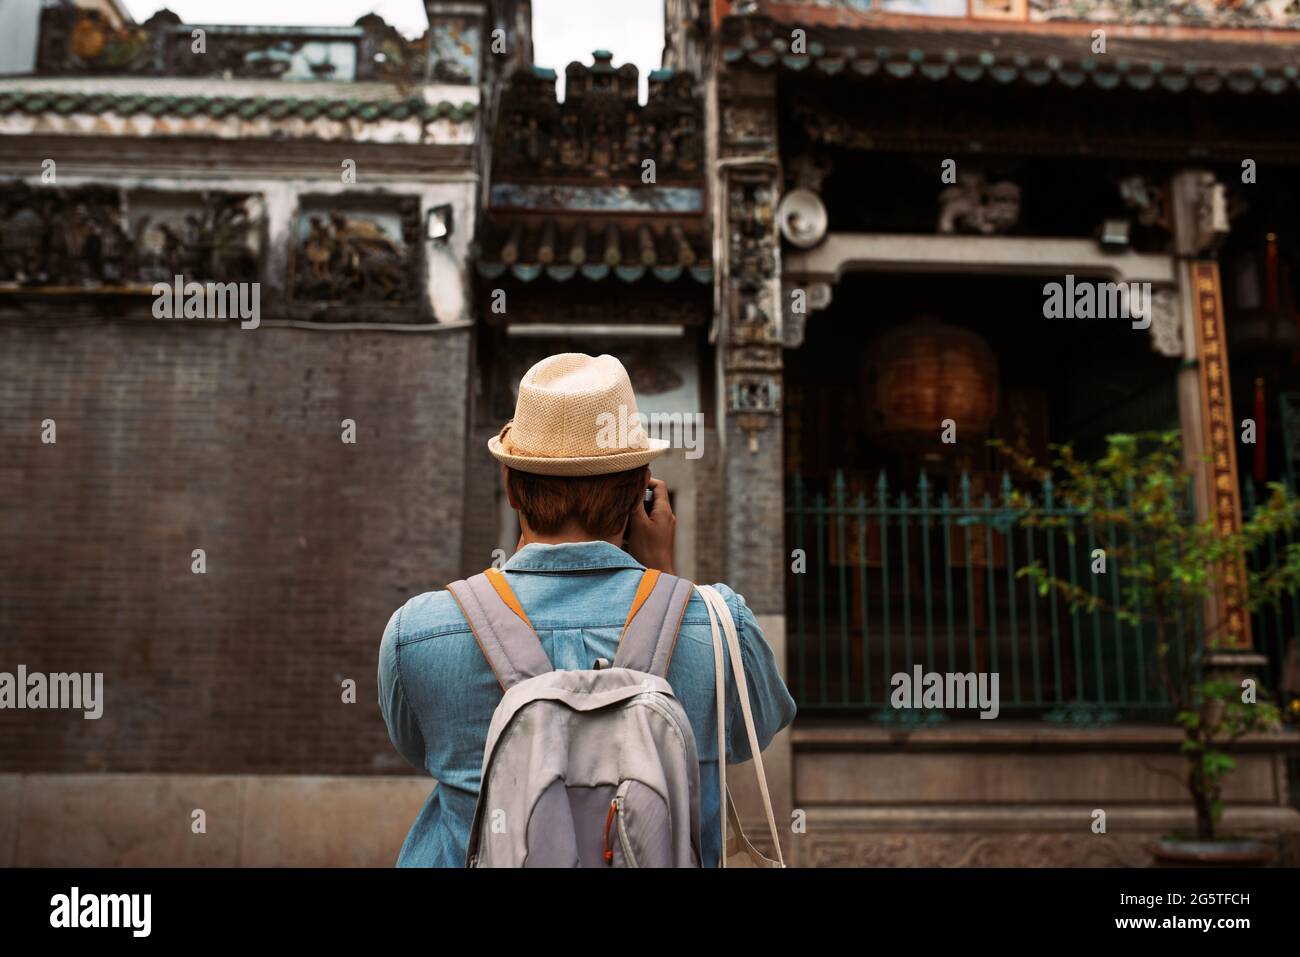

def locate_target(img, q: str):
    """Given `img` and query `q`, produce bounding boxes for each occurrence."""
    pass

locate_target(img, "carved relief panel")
[0,182,262,289]
[289,196,421,315]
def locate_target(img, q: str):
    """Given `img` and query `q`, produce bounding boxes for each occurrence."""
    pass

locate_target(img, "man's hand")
[625,477,676,574]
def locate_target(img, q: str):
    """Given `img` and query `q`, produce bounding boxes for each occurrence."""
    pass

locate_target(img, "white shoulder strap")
[697,584,785,868]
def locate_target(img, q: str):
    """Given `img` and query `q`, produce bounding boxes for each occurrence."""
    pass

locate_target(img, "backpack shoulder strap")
[446,568,552,691]
[612,569,693,679]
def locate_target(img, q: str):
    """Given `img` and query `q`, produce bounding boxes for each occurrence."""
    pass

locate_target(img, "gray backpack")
[447,566,702,867]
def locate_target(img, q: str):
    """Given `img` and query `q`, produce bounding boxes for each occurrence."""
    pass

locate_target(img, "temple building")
[2,0,1299,865]
[679,0,1300,865]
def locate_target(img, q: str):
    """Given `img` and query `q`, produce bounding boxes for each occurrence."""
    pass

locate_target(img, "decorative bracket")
[1147,284,1182,358]
[781,280,832,348]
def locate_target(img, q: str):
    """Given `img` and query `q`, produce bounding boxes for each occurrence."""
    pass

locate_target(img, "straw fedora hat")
[489,353,669,476]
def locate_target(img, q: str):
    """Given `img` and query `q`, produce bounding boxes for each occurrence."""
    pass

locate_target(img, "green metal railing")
[1243,479,1300,698]
[786,469,1208,723]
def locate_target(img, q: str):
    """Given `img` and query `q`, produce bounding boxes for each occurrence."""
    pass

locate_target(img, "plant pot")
[1150,837,1276,868]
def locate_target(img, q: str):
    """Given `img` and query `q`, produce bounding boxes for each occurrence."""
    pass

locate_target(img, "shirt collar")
[502,541,645,573]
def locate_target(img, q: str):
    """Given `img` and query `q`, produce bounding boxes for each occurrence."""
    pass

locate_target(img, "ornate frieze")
[0,183,129,286]
[1029,0,1300,29]
[728,375,782,414]
[721,104,776,150]
[0,182,261,288]
[725,173,782,345]
[132,193,263,285]
[736,0,1300,29]
[0,183,432,323]
[728,344,784,371]
[717,62,782,450]
[290,198,421,309]
[487,184,704,214]
[33,3,449,85]
[36,5,165,76]
[492,54,702,183]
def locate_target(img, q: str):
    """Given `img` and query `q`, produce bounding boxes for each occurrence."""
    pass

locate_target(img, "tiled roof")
[720,19,1300,95]
[475,217,712,284]
[0,89,477,122]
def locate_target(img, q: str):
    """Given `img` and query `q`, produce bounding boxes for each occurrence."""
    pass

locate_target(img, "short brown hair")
[507,466,647,538]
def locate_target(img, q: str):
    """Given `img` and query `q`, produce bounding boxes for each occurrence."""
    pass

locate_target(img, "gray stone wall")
[0,320,470,774]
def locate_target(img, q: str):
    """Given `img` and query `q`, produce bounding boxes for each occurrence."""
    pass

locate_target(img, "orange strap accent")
[620,569,661,638]
[484,567,534,630]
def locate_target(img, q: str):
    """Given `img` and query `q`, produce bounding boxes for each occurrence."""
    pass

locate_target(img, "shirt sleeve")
[378,604,428,771]
[721,588,798,763]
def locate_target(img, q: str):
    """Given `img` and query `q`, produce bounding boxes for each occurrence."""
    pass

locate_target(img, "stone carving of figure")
[0,207,45,282]
[558,113,585,170]
[589,115,613,176]
[326,211,407,301]
[937,172,1022,235]
[657,122,676,169]
[623,110,642,169]
[303,216,333,283]
[673,114,700,172]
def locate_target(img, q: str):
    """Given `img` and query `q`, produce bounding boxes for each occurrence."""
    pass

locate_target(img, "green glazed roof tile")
[720,22,1300,96]
[478,218,712,287]
[0,89,478,123]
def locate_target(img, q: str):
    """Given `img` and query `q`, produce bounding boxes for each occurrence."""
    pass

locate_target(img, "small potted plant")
[996,431,1296,865]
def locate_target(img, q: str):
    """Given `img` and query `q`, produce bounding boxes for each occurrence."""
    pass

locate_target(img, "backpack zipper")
[602,797,620,864]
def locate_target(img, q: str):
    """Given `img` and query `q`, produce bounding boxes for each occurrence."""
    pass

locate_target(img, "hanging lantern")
[862,316,999,448]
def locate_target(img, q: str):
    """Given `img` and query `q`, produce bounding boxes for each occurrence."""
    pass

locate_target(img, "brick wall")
[0,319,470,774]
[693,426,726,587]
[461,421,505,572]
[459,335,509,573]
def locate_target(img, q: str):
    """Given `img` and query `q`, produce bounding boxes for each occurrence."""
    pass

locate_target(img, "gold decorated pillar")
[1190,260,1251,650]
[1171,170,1255,656]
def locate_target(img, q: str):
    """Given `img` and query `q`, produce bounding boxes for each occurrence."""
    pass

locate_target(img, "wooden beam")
[784,233,1176,286]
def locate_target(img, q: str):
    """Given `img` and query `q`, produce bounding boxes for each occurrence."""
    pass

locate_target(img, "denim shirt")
[378,540,797,867]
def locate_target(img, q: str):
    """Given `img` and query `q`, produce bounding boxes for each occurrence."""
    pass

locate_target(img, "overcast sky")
[123,0,665,99]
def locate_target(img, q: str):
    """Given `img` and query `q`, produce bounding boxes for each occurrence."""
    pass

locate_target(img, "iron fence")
[783,469,1293,723]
